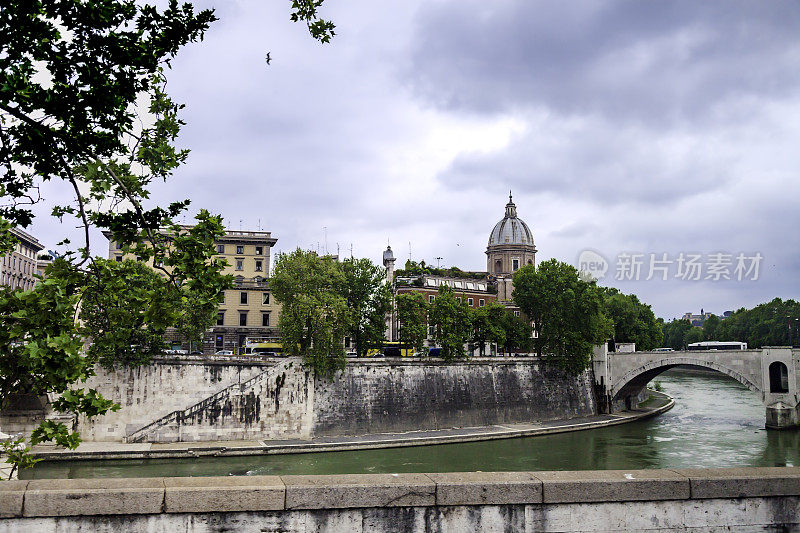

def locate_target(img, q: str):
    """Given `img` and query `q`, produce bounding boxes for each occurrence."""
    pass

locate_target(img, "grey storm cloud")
[407,1,800,123]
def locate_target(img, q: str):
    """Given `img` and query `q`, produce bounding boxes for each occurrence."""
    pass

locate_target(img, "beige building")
[106,228,280,354]
[486,193,537,301]
[210,230,280,354]
[1,227,44,291]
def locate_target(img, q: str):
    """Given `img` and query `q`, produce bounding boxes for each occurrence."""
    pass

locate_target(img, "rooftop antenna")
[239,219,243,230]
[337,243,340,257]
[436,256,443,268]
[323,226,328,254]
[409,241,412,261]
[350,243,353,258]
[258,218,261,231]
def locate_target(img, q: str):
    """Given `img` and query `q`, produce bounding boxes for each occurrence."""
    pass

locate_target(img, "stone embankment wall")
[313,358,596,436]
[67,356,596,443]
[76,356,272,441]
[2,467,800,531]
[126,359,313,443]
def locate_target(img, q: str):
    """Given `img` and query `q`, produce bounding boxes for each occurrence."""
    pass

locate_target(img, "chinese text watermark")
[577,251,763,282]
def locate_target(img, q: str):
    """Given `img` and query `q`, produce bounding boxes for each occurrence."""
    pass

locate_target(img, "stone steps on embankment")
[125,359,296,443]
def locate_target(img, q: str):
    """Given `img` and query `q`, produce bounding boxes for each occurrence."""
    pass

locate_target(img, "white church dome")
[488,193,534,247]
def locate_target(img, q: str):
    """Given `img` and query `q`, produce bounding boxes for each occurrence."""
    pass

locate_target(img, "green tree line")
[274,254,665,376]
[661,298,800,350]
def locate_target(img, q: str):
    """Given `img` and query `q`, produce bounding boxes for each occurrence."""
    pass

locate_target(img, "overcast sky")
[30,0,800,320]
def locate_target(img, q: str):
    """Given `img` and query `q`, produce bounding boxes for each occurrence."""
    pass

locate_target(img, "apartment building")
[1,227,44,291]
[209,230,280,354]
[106,228,281,354]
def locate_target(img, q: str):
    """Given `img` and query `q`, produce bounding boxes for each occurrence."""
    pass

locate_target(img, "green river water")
[21,368,800,479]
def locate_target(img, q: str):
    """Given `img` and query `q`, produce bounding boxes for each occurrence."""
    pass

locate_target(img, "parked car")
[428,347,442,357]
[346,351,358,358]
[214,350,234,355]
[189,350,203,355]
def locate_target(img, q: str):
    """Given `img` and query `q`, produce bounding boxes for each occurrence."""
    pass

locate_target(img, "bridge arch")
[611,356,763,404]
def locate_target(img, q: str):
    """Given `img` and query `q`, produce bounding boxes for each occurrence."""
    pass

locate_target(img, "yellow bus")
[364,341,417,357]
[244,337,284,356]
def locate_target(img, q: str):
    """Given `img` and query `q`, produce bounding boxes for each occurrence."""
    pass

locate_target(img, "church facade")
[384,192,537,345]
[486,193,537,301]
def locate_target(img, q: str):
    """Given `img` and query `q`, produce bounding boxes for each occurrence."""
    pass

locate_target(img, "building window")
[215,335,224,351]
[236,259,244,270]
[236,245,244,254]
[217,312,225,326]
[115,255,122,262]
[512,259,520,271]
[255,260,263,272]
[479,299,485,307]
[428,325,435,337]
[217,244,225,254]
[468,298,474,306]
[239,312,248,326]
[255,246,263,255]
[429,295,435,303]
[240,292,248,305]
[262,313,270,327]
[514,311,520,317]
[457,297,462,303]
[262,292,270,305]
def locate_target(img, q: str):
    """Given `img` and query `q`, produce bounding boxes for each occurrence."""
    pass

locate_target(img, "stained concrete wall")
[76,356,271,441]
[3,467,800,532]
[128,359,313,443]
[312,358,597,436]
[68,357,596,443]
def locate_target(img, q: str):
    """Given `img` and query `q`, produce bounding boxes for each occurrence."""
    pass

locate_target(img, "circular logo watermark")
[577,249,609,281]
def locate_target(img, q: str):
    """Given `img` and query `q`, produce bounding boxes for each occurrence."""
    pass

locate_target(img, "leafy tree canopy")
[429,285,472,361]
[513,259,612,374]
[338,257,392,357]
[601,287,663,351]
[271,249,348,377]
[395,260,487,281]
[471,302,507,356]
[396,292,429,355]
[0,0,333,477]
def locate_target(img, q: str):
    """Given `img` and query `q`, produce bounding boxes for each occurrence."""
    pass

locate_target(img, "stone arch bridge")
[592,346,800,429]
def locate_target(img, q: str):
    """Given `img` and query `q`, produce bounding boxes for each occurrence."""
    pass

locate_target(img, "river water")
[21,368,800,479]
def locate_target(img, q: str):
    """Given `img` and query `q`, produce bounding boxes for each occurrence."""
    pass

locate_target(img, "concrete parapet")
[427,471,541,505]
[23,478,164,517]
[4,467,800,531]
[164,475,284,513]
[283,473,436,509]
[0,481,26,518]
[537,469,690,503]
[674,466,800,499]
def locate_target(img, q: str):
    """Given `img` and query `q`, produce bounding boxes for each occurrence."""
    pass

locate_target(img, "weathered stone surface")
[313,360,597,438]
[538,469,690,503]
[164,475,284,513]
[283,473,435,510]
[674,467,800,499]
[0,480,27,518]
[24,478,164,517]
[427,471,542,506]
[5,497,800,531]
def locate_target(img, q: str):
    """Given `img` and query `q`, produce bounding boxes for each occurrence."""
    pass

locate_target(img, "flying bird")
[265,52,272,65]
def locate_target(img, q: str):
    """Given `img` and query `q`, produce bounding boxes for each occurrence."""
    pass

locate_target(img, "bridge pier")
[766,402,800,430]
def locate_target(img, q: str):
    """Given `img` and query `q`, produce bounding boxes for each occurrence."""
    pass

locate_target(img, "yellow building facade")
[106,228,281,354]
